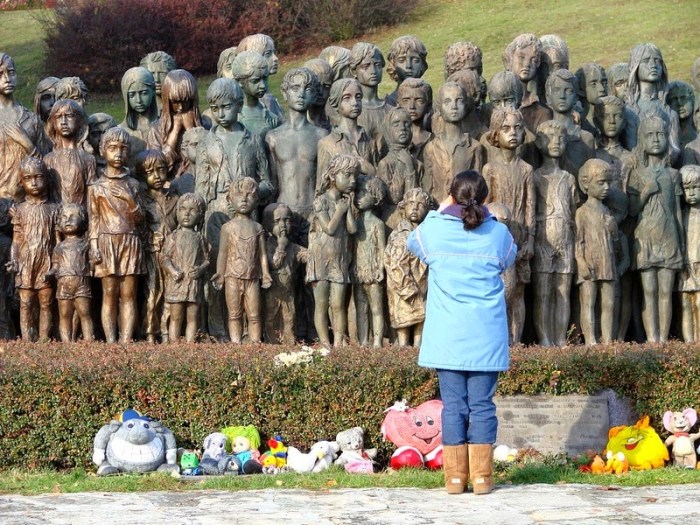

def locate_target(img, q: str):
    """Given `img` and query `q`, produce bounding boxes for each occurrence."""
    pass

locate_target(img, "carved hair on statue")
[449,170,488,231]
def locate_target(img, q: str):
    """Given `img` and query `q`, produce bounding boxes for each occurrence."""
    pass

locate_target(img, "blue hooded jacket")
[407,208,516,371]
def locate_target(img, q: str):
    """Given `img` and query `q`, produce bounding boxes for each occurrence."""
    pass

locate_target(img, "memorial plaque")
[495,394,610,456]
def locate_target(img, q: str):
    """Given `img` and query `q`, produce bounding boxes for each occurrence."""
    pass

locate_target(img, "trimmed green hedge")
[0,341,699,471]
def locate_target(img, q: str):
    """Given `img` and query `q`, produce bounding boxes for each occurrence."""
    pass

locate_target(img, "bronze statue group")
[0,32,699,347]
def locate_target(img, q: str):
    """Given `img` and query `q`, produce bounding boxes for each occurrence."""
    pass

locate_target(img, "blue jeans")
[437,369,499,445]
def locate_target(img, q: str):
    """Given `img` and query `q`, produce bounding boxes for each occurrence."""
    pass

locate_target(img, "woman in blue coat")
[407,170,516,495]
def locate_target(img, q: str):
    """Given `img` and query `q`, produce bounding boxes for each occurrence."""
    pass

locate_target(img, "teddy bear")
[663,408,700,468]
[286,440,340,473]
[334,427,377,468]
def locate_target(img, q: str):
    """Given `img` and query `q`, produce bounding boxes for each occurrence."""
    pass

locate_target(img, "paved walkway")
[2,483,700,524]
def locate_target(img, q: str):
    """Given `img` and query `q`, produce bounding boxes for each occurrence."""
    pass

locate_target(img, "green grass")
[2,463,700,496]
[2,0,698,122]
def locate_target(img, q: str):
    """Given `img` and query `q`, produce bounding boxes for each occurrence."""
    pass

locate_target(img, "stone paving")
[1,483,700,525]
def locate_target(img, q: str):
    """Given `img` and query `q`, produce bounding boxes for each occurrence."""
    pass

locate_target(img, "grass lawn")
[1,0,698,121]
[2,463,700,495]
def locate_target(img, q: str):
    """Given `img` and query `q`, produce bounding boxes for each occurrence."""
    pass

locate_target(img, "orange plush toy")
[605,416,669,470]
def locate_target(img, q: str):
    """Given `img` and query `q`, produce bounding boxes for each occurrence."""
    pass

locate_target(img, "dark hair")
[450,170,488,230]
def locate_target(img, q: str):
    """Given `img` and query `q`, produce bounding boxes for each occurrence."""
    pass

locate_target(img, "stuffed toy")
[202,432,228,462]
[605,416,669,470]
[220,425,264,474]
[590,454,606,474]
[381,399,443,470]
[92,416,179,476]
[605,451,629,474]
[180,451,202,476]
[334,427,378,469]
[260,434,288,474]
[663,408,700,468]
[286,440,340,473]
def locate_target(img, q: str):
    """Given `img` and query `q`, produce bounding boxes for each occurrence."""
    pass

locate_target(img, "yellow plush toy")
[605,416,669,470]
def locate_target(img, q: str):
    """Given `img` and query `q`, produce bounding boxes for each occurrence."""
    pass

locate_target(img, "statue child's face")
[489,89,518,111]
[210,97,241,129]
[88,123,110,155]
[170,97,193,115]
[510,45,539,82]
[641,120,667,156]
[586,168,611,201]
[584,69,608,105]
[338,82,362,119]
[683,181,700,206]
[440,85,466,123]
[398,88,429,123]
[538,127,566,158]
[145,161,167,190]
[284,77,316,112]
[497,113,524,150]
[263,44,279,75]
[60,207,84,235]
[127,81,155,114]
[612,76,628,101]
[548,77,576,114]
[387,111,412,146]
[39,93,55,121]
[176,199,203,229]
[271,207,293,238]
[403,193,428,224]
[355,50,383,88]
[233,436,251,453]
[103,140,129,170]
[637,48,663,83]
[148,62,170,96]
[393,50,425,82]
[0,60,17,96]
[334,167,357,194]
[600,104,625,138]
[54,107,80,138]
[668,90,694,120]
[20,168,48,198]
[229,183,259,214]
[242,72,267,100]
[355,184,374,211]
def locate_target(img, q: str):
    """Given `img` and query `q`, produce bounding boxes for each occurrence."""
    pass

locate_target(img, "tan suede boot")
[442,444,469,494]
[469,444,494,495]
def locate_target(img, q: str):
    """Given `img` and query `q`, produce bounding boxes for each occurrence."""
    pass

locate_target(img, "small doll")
[627,114,683,343]
[482,107,535,344]
[211,177,272,344]
[262,202,308,344]
[220,425,264,474]
[306,153,359,348]
[532,120,578,347]
[87,112,117,169]
[231,51,281,142]
[376,107,422,230]
[352,175,387,348]
[7,157,60,342]
[384,35,428,107]
[317,78,377,181]
[396,78,433,164]
[349,42,389,157]
[147,69,203,179]
[135,149,179,343]
[384,187,430,347]
[236,34,285,121]
[43,99,96,206]
[161,193,209,343]
[575,159,620,345]
[678,165,700,342]
[423,81,484,203]
[88,127,144,344]
[50,204,94,342]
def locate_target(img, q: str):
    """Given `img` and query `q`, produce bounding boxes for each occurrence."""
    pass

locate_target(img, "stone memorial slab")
[495,394,609,456]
